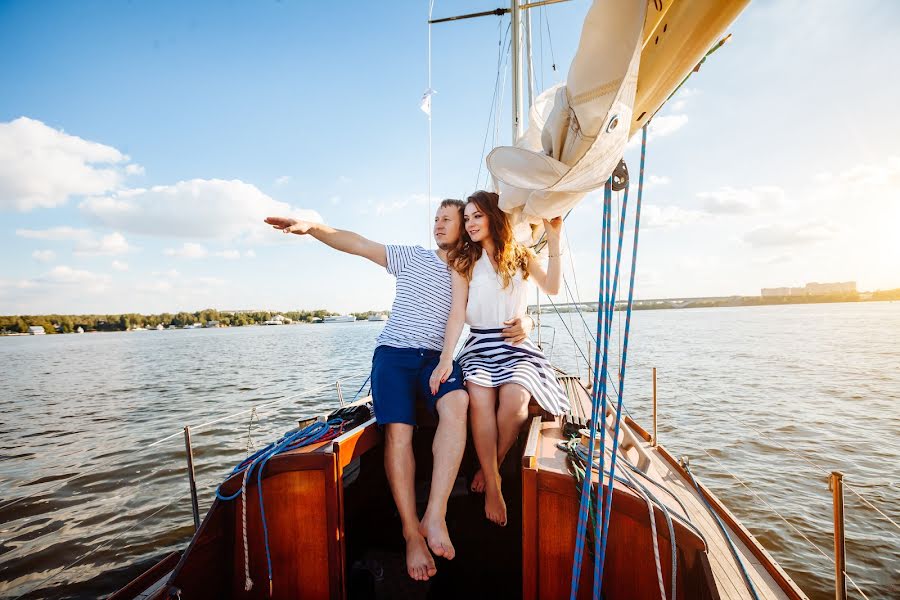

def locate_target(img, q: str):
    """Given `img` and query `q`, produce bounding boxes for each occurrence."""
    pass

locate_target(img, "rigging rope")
[215,418,345,594]
[476,17,511,190]
[684,462,761,600]
[426,0,436,248]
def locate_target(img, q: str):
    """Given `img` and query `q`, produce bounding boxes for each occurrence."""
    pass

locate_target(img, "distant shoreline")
[531,289,900,314]
[2,290,898,335]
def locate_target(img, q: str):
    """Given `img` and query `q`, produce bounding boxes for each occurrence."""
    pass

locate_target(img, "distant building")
[761,281,857,297]
[761,287,792,297]
[805,281,857,295]
[28,326,46,335]
[206,320,219,328]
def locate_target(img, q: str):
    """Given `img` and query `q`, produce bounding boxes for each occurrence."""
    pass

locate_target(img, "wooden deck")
[555,379,809,600]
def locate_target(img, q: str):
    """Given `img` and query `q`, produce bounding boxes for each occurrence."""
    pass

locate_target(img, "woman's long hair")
[448,190,531,288]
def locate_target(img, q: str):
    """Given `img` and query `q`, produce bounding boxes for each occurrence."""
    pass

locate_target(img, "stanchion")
[829,471,847,600]
[336,380,345,407]
[183,426,200,531]
[652,367,658,447]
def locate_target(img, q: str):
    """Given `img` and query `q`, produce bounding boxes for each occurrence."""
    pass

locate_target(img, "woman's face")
[464,202,489,244]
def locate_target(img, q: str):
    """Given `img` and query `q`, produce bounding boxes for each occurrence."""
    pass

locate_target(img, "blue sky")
[1,1,898,315]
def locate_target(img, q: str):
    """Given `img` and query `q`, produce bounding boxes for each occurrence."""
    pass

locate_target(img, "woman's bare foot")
[484,477,507,526]
[470,469,486,493]
[419,514,456,560]
[405,532,437,581]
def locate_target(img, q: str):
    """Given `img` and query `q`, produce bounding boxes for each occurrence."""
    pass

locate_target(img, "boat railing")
[644,367,898,600]
[2,372,368,599]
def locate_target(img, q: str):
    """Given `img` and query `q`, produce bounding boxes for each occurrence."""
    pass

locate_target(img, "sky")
[1,0,898,315]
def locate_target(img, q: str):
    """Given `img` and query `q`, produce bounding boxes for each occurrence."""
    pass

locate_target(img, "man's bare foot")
[470,469,486,493]
[484,479,507,526]
[405,532,437,581]
[419,514,456,560]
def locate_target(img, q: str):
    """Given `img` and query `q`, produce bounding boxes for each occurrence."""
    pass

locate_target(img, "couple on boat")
[265,191,569,581]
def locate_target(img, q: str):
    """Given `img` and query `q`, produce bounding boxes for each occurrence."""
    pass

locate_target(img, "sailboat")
[110,1,813,598]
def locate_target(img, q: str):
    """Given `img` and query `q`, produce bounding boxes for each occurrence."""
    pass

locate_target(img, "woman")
[430,190,570,526]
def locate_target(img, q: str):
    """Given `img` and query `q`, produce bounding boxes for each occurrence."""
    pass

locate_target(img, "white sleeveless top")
[466,250,531,328]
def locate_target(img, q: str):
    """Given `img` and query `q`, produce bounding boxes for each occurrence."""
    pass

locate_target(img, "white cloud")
[697,186,785,215]
[39,265,111,292]
[627,115,688,149]
[669,87,699,112]
[245,249,256,258]
[644,175,671,190]
[649,114,689,138]
[164,242,208,259]
[375,198,410,216]
[329,195,341,205]
[274,175,292,186]
[0,117,140,211]
[125,164,145,176]
[163,245,245,260]
[112,260,129,271]
[151,269,180,278]
[17,227,132,255]
[74,232,132,256]
[32,249,56,262]
[640,204,703,230]
[80,178,322,242]
[198,276,226,286]
[16,226,93,242]
[814,156,900,189]
[743,221,835,247]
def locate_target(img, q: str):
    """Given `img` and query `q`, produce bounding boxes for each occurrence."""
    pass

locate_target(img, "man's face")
[433,205,462,250]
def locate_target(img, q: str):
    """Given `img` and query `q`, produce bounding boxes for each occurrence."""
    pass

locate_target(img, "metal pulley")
[611,158,629,191]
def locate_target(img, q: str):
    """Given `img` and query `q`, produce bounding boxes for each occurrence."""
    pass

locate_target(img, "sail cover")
[487,0,647,241]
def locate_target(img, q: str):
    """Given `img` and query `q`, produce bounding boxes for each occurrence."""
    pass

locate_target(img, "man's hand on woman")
[502,315,534,345]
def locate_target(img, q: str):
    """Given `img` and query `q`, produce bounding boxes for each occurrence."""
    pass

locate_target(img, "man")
[264,200,533,581]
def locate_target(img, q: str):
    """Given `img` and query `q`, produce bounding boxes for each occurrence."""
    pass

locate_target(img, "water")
[1,303,897,599]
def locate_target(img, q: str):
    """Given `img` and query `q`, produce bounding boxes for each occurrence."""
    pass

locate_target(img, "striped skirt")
[457,327,571,415]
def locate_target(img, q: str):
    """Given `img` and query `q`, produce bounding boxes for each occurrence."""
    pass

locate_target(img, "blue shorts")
[370,345,466,425]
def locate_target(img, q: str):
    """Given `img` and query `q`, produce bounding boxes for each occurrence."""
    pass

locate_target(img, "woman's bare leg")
[472,383,531,494]
[467,382,506,525]
[496,383,531,465]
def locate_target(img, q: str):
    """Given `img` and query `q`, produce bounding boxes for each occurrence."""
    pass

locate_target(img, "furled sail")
[487,0,647,241]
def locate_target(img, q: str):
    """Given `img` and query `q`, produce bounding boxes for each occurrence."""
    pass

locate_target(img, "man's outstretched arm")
[265,217,387,267]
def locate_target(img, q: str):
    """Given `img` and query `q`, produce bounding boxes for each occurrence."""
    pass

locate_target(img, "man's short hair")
[439,198,464,216]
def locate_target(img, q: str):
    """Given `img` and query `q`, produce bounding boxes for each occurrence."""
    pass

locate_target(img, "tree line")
[0,309,389,334]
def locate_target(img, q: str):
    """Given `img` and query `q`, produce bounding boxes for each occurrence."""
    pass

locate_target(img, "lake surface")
[1,302,897,599]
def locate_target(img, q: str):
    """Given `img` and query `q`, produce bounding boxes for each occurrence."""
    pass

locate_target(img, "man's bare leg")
[468,383,506,525]
[384,423,436,581]
[472,383,531,494]
[419,389,468,560]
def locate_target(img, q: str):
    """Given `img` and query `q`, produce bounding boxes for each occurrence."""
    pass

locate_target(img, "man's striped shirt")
[376,245,451,352]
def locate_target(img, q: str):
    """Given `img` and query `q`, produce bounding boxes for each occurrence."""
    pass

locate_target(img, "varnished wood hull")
[114,377,807,599]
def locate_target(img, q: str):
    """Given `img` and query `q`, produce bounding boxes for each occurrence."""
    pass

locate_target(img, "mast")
[525,5,535,109]
[511,0,524,142]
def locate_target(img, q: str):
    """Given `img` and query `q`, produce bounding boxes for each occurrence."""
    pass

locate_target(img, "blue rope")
[351,375,371,402]
[569,184,612,599]
[596,125,648,592]
[214,418,342,592]
[570,123,649,599]
[592,176,632,598]
[685,465,762,600]
[592,182,612,597]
